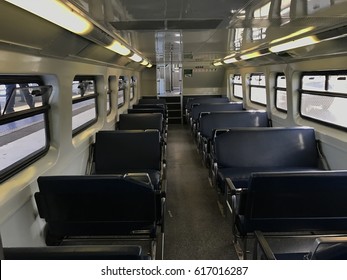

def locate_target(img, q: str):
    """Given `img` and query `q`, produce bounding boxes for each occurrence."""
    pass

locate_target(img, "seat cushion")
[217,167,324,192]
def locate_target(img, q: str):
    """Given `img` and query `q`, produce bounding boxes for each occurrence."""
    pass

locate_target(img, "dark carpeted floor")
[163,124,238,260]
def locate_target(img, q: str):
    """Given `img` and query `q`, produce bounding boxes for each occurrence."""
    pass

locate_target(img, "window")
[232,74,243,99]
[118,76,126,107]
[130,76,136,101]
[249,73,267,105]
[233,28,244,51]
[307,0,331,14]
[251,2,270,41]
[72,76,98,135]
[280,0,291,24]
[275,74,287,111]
[300,71,347,129]
[106,76,114,115]
[0,76,52,182]
[253,2,271,18]
[251,27,267,41]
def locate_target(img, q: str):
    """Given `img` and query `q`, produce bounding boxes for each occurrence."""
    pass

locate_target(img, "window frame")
[72,75,98,136]
[130,76,136,101]
[231,74,243,99]
[299,70,347,130]
[0,75,51,182]
[117,76,126,108]
[275,73,288,112]
[280,0,291,23]
[106,76,113,115]
[249,73,267,106]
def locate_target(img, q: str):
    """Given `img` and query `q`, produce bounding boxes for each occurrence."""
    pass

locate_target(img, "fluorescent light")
[106,40,131,56]
[223,54,237,64]
[146,63,153,68]
[240,51,262,60]
[5,0,93,35]
[213,61,223,66]
[270,27,315,45]
[140,59,149,66]
[269,36,319,53]
[129,53,142,62]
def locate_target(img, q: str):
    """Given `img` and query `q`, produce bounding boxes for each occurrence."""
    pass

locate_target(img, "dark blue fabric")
[215,127,320,169]
[35,175,160,243]
[191,103,243,122]
[200,111,269,140]
[235,171,347,236]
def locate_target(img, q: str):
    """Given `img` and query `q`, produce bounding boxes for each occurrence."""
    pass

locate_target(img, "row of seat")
[0,233,150,260]
[187,96,347,260]
[3,98,169,260]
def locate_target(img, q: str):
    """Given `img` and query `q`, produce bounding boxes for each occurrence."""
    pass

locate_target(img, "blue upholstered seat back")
[191,103,244,122]
[119,113,163,132]
[238,171,347,234]
[200,111,269,139]
[95,130,161,173]
[35,175,158,237]
[185,96,229,110]
[215,127,319,169]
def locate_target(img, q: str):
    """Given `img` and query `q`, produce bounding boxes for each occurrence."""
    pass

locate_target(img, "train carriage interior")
[1,0,347,261]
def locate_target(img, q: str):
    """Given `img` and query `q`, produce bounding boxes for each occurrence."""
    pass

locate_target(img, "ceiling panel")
[69,0,248,65]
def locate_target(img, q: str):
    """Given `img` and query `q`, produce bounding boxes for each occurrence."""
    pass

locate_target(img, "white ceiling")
[69,0,249,65]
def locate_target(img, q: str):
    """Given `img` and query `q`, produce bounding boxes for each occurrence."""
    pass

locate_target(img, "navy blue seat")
[227,171,347,259]
[117,113,167,154]
[185,96,229,111]
[132,103,168,119]
[128,108,165,116]
[185,96,230,123]
[35,175,163,258]
[118,113,164,134]
[94,130,164,190]
[3,245,150,260]
[190,102,243,125]
[198,111,270,165]
[213,127,324,193]
[190,103,244,137]
[127,108,168,136]
[138,98,166,105]
[254,231,347,260]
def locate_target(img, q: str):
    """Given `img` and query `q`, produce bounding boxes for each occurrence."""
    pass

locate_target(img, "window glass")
[300,72,347,129]
[253,2,271,18]
[252,28,267,41]
[72,76,98,135]
[250,74,266,86]
[250,73,267,105]
[307,0,331,14]
[106,76,112,114]
[232,74,243,99]
[302,75,325,91]
[328,75,347,93]
[233,28,244,51]
[0,77,52,181]
[281,0,291,23]
[252,2,270,41]
[130,76,136,100]
[118,76,126,107]
[275,74,287,111]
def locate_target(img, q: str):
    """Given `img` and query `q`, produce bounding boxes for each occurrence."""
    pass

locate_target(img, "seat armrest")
[211,162,219,188]
[254,231,276,260]
[124,173,153,187]
[308,236,347,260]
[162,161,166,180]
[225,178,239,195]
[225,178,245,213]
[213,128,230,139]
